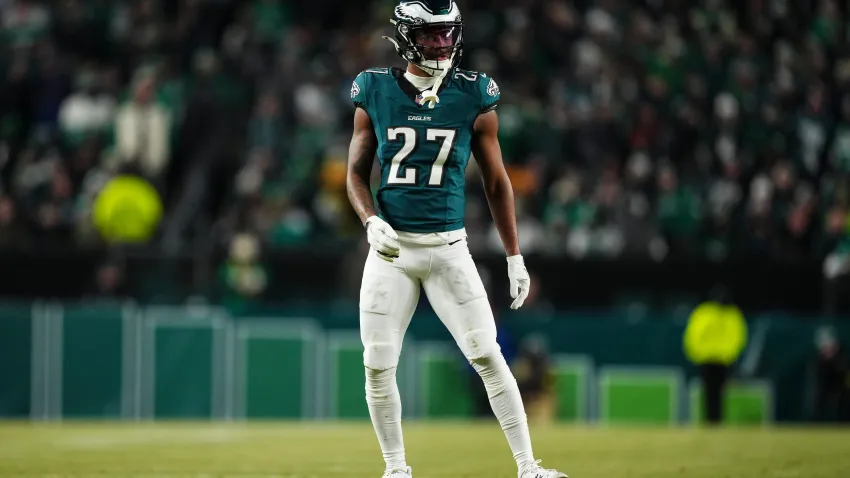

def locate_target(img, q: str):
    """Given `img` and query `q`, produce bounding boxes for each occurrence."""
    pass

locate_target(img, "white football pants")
[359,228,535,471]
[359,228,498,369]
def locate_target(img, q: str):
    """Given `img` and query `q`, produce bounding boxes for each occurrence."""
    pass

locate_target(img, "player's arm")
[473,109,530,309]
[472,110,520,256]
[346,106,400,261]
[346,107,379,226]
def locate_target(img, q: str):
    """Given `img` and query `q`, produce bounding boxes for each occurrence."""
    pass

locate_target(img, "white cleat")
[382,466,413,477]
[519,460,569,478]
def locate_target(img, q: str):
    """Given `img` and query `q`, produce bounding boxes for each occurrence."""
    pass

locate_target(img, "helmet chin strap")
[419,54,454,109]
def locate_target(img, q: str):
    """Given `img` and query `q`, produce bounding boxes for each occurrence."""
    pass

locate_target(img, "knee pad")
[363,329,401,371]
[469,352,516,398]
[365,366,397,401]
[461,328,500,362]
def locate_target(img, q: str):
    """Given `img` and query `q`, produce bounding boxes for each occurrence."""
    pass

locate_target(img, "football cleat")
[382,466,413,478]
[519,460,569,478]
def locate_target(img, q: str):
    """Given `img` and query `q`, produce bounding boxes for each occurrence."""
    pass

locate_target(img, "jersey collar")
[392,67,451,107]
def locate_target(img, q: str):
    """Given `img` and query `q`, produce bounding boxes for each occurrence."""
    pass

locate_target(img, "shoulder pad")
[351,68,392,109]
[452,68,501,113]
[476,72,500,113]
[449,69,500,112]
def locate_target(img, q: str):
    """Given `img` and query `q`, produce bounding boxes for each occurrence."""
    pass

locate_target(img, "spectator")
[86,261,128,301]
[2,0,51,50]
[58,67,116,148]
[656,165,702,258]
[811,327,850,422]
[216,232,269,315]
[684,285,748,425]
[513,334,555,423]
[0,194,24,247]
[114,73,171,186]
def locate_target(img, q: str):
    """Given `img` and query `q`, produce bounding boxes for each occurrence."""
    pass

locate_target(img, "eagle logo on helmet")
[394,4,425,24]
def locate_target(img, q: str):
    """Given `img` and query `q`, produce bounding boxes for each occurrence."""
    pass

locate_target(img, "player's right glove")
[365,215,400,262]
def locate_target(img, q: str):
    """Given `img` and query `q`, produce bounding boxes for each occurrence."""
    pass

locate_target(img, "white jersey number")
[386,127,417,185]
[386,127,457,187]
[453,70,479,82]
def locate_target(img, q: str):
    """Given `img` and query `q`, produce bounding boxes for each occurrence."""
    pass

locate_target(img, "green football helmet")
[384,0,464,77]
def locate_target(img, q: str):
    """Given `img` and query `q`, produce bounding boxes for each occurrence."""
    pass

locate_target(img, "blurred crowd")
[0,0,252,250]
[2,0,850,269]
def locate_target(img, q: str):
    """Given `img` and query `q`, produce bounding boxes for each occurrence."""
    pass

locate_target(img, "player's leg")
[359,248,420,475]
[422,240,567,477]
[418,242,524,463]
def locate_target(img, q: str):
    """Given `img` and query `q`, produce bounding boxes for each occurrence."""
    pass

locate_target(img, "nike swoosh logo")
[448,239,463,245]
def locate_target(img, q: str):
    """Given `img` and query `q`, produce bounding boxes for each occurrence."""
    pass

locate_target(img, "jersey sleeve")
[350,71,369,110]
[477,74,501,113]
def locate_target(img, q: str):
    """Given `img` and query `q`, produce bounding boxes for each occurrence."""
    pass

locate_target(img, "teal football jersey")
[351,67,500,233]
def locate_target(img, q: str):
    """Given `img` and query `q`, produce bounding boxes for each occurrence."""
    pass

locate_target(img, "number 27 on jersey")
[386,127,457,187]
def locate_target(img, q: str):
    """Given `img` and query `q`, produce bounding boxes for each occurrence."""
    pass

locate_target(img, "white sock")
[472,354,536,468]
[365,366,406,471]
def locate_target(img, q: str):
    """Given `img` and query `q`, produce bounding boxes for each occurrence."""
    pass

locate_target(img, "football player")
[346,1,569,477]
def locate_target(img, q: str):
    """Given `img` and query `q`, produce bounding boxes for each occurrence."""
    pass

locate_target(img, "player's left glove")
[507,254,530,309]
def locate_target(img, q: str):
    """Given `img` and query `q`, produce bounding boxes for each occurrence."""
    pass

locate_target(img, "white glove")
[365,216,400,262]
[507,254,530,309]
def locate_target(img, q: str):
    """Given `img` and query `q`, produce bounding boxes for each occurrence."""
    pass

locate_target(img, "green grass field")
[0,421,848,477]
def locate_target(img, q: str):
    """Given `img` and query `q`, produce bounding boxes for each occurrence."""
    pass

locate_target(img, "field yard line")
[58,427,254,450]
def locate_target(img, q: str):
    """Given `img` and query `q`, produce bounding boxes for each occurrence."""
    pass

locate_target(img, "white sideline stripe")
[60,429,252,449]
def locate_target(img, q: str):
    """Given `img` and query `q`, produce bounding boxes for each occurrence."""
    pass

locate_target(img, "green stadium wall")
[0,302,846,424]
